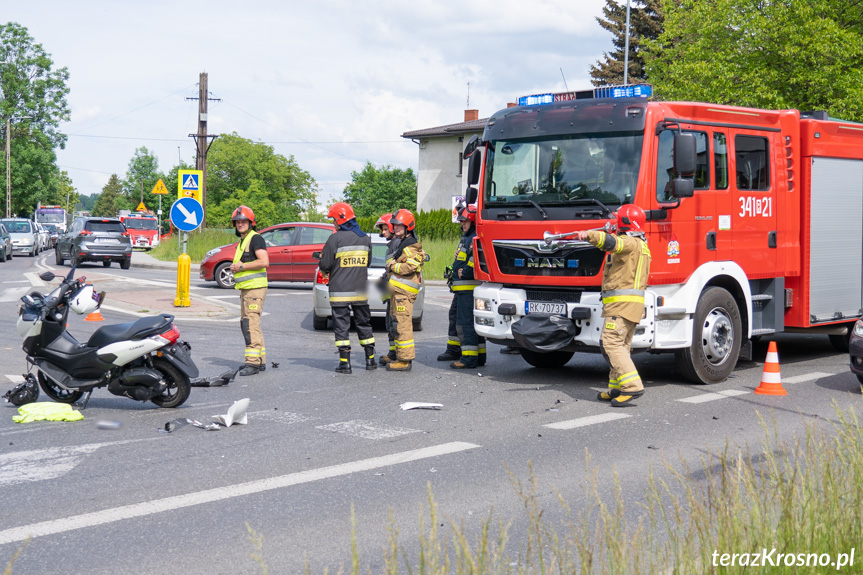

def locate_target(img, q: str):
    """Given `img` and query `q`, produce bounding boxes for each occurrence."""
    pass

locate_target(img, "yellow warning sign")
[136,202,147,212]
[151,178,169,195]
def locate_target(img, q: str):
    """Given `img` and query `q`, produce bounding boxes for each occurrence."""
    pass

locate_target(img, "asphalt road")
[0,251,859,574]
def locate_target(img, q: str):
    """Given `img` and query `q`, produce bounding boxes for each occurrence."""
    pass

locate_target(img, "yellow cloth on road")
[13,402,84,423]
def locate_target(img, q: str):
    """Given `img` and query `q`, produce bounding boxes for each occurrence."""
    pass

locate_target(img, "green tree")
[92,175,129,217]
[121,146,162,207]
[205,133,318,225]
[591,0,663,86]
[644,0,863,119]
[0,23,71,216]
[342,162,417,219]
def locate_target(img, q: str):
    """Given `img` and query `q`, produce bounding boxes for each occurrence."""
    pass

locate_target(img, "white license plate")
[95,238,119,244]
[525,301,567,315]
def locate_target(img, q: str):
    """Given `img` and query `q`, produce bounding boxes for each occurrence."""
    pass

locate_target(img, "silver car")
[0,218,39,257]
[312,235,425,331]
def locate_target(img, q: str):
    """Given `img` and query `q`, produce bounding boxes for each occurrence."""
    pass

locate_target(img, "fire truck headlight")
[475,298,492,312]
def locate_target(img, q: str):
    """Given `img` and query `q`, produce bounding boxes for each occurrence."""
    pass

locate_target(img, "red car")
[199,222,335,288]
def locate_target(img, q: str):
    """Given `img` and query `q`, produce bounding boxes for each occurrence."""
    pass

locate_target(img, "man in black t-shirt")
[229,206,269,376]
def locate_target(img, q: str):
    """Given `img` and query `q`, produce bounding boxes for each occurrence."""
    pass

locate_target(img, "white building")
[402,110,488,213]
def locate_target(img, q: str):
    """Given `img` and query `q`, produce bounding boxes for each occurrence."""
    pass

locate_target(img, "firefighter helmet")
[391,209,416,232]
[375,213,394,233]
[231,205,256,227]
[615,204,646,233]
[327,202,356,226]
[456,204,477,223]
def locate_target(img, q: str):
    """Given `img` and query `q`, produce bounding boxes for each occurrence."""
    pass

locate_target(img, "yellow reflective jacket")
[584,230,651,324]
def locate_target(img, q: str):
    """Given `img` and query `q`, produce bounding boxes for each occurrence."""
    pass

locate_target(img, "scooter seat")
[87,315,173,349]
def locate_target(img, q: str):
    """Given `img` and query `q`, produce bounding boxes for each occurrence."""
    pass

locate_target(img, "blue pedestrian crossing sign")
[170,197,204,232]
[177,169,203,203]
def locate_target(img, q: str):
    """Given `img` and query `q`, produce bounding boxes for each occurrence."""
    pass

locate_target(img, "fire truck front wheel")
[675,287,742,385]
[519,349,574,369]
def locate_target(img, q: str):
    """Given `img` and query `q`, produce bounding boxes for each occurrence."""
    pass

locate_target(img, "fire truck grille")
[493,244,604,277]
[525,290,583,303]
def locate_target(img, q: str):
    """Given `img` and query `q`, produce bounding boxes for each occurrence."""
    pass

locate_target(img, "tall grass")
[149,228,236,263]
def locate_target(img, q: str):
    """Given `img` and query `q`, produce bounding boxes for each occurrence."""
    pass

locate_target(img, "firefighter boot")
[335,349,352,375]
[385,360,412,372]
[379,350,396,365]
[365,346,377,370]
[450,358,478,369]
[436,348,460,362]
[478,350,487,367]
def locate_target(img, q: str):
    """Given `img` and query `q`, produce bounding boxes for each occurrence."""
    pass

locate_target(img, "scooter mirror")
[39,271,56,282]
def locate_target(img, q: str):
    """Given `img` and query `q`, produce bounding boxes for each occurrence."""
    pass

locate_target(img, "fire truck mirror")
[466,186,478,204]
[463,134,480,158]
[467,152,482,189]
[672,177,695,198]
[673,132,697,177]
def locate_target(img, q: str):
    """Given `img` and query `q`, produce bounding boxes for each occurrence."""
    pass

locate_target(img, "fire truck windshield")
[124,218,158,230]
[483,131,643,211]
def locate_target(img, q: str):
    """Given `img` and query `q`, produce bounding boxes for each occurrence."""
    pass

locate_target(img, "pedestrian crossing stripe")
[182,174,199,190]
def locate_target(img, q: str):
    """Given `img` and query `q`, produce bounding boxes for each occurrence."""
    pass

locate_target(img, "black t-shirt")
[240,233,267,264]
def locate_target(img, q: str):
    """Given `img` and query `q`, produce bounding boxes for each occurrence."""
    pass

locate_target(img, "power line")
[66,133,405,144]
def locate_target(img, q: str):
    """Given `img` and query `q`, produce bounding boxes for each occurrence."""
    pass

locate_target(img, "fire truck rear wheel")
[675,287,742,384]
[519,348,574,369]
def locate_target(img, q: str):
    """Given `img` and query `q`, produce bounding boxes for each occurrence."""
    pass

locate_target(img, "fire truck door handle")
[768,231,777,248]
[706,231,717,251]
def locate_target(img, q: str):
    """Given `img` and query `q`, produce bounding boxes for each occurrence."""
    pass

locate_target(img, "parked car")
[312,235,425,331]
[35,222,50,252]
[200,222,335,288]
[0,218,39,257]
[0,222,12,262]
[55,216,133,268]
[849,319,863,389]
[43,223,60,247]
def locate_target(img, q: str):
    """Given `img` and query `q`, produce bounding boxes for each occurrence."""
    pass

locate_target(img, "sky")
[6,0,612,207]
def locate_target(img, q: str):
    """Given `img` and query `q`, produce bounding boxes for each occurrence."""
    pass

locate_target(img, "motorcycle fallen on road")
[16,267,198,408]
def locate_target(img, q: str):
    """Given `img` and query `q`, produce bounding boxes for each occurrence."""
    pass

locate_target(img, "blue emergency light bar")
[517,84,653,107]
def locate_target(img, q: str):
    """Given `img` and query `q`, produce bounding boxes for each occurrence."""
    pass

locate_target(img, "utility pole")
[186,72,220,227]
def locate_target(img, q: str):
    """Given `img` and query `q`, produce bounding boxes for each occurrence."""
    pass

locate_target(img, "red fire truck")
[119,212,160,250]
[464,84,862,384]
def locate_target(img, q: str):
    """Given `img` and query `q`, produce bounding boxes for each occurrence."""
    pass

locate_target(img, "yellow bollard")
[174,253,191,307]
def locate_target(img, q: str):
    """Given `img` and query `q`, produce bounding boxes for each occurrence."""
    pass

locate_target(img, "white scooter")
[17,267,197,408]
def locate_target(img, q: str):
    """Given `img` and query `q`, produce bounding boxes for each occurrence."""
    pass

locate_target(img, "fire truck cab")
[119,213,160,250]
[466,85,862,384]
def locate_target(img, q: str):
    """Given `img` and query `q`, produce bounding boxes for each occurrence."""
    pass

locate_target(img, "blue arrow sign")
[170,197,204,232]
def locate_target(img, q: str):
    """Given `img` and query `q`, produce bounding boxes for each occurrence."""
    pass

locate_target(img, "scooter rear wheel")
[150,358,191,408]
[37,371,84,404]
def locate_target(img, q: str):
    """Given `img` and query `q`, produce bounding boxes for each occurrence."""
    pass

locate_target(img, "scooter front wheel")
[37,371,84,404]
[150,358,191,408]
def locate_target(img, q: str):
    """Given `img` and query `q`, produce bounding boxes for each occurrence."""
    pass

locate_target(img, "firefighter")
[319,202,375,374]
[229,205,269,376]
[573,204,651,406]
[385,209,426,372]
[445,204,485,369]
[375,213,400,366]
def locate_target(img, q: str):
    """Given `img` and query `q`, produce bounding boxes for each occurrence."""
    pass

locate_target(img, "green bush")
[358,208,461,242]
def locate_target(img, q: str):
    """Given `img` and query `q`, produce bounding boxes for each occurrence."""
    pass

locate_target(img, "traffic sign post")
[169,197,204,308]
[151,179,169,241]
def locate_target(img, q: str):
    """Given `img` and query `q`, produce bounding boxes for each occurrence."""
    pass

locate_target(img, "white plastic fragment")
[399,402,443,411]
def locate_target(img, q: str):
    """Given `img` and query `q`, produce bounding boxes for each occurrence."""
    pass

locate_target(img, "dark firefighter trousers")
[455,291,484,367]
[332,303,375,358]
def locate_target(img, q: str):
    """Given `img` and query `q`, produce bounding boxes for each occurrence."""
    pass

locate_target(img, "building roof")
[401,117,488,139]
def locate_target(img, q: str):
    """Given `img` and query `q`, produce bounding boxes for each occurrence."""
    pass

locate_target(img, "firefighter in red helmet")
[574,204,651,406]
[385,209,426,371]
[319,202,375,374]
[229,205,269,376]
[374,213,400,365]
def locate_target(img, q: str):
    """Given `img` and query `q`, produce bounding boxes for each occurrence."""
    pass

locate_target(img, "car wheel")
[55,246,65,266]
[103,260,112,267]
[120,258,131,270]
[412,317,423,332]
[214,262,235,289]
[0,246,5,262]
[29,246,36,257]
[70,253,78,268]
[312,313,329,331]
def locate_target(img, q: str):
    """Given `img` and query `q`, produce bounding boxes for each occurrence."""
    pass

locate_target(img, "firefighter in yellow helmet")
[385,209,426,371]
[574,204,651,406]
[229,205,269,376]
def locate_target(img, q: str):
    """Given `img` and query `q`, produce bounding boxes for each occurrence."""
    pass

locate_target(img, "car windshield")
[85,221,125,233]
[124,218,158,230]
[483,131,643,208]
[1,220,33,233]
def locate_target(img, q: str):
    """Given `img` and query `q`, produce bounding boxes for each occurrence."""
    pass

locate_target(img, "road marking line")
[24,272,47,287]
[0,441,480,545]
[543,412,631,430]
[782,372,835,384]
[4,375,25,384]
[316,419,420,440]
[1,280,29,284]
[249,409,315,425]
[677,389,749,404]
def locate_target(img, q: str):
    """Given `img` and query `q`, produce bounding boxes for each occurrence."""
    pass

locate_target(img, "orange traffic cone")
[85,310,104,322]
[754,341,786,396]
